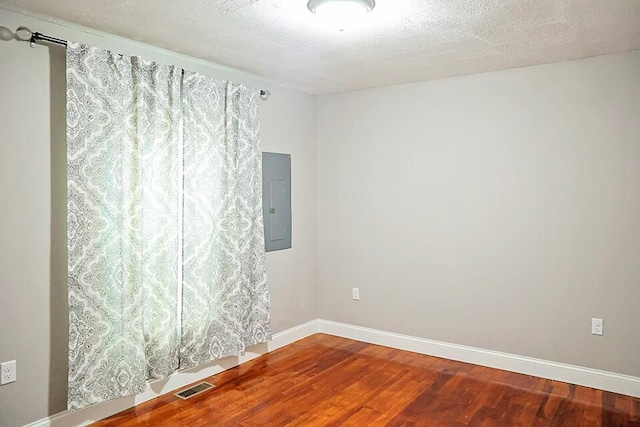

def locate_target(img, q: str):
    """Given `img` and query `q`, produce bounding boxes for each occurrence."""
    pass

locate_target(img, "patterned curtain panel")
[66,43,181,411]
[181,71,271,369]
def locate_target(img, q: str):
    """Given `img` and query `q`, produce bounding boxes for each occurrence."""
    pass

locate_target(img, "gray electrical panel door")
[262,152,291,252]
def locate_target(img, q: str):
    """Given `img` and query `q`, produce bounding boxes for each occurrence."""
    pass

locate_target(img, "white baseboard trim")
[25,319,319,427]
[318,319,640,399]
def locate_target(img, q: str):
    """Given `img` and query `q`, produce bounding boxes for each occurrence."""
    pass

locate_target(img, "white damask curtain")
[181,71,270,369]
[66,44,270,411]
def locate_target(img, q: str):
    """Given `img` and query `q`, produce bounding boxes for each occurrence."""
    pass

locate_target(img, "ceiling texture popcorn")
[2,0,639,93]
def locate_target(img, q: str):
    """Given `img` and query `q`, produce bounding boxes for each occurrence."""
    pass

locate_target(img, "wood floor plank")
[92,334,640,427]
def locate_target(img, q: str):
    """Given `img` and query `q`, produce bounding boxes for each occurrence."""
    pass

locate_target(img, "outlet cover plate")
[592,318,603,336]
[1,360,16,385]
[352,287,360,300]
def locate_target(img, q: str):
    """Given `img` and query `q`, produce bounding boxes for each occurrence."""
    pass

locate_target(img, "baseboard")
[318,319,640,399]
[24,319,319,427]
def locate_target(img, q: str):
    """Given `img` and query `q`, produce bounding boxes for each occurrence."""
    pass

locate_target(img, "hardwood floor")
[93,334,640,426]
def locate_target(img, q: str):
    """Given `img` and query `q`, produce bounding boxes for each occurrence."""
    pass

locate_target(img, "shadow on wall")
[48,43,69,415]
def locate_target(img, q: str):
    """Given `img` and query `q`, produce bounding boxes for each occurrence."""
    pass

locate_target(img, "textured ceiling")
[2,0,640,94]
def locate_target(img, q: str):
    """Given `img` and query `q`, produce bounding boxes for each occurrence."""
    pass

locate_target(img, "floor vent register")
[174,382,216,400]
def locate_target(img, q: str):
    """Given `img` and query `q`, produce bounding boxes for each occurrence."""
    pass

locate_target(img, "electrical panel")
[262,152,291,252]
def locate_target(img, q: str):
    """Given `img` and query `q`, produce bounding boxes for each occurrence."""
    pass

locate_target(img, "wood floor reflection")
[93,334,640,426]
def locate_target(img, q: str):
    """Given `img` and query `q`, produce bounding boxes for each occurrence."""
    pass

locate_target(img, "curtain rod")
[19,27,271,101]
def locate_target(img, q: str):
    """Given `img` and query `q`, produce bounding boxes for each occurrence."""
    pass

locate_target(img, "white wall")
[0,8,317,427]
[317,51,640,378]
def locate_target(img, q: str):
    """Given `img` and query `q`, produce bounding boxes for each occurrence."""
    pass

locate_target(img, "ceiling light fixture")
[307,0,375,31]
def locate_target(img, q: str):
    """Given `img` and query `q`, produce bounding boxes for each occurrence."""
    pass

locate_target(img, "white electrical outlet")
[592,318,603,336]
[1,360,16,385]
[352,287,360,300]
